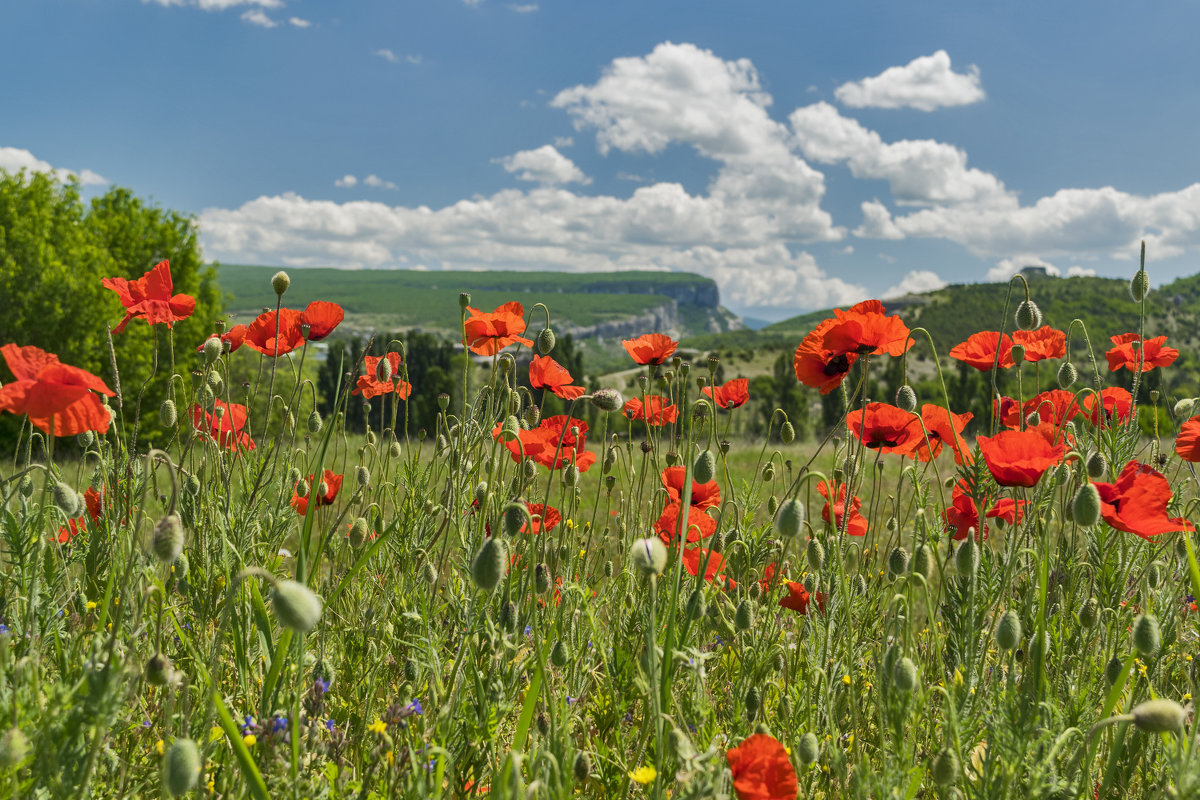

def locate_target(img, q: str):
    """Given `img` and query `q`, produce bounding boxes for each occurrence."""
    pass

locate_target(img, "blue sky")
[3,0,1199,320]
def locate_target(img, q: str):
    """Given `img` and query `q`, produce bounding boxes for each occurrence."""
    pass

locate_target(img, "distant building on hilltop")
[1020,265,1051,279]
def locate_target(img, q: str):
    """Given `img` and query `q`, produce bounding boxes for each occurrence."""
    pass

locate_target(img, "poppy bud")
[744,685,760,720]
[932,748,960,786]
[522,459,537,482]
[349,517,369,547]
[693,449,716,484]
[994,610,1022,651]
[458,292,471,310]
[1015,299,1042,331]
[564,464,580,488]
[630,537,667,576]
[1132,613,1160,657]
[535,563,551,594]
[470,537,507,593]
[145,653,174,686]
[316,480,329,499]
[806,539,826,572]
[494,601,517,633]
[895,385,917,413]
[550,639,568,668]
[797,732,819,765]
[1131,698,1185,733]
[184,475,201,496]
[1078,597,1099,628]
[1085,451,1107,479]
[356,466,370,488]
[52,482,80,516]
[271,270,291,296]
[774,498,804,538]
[911,544,933,581]
[1010,344,1026,365]
[887,547,909,577]
[1057,361,1077,389]
[502,503,528,537]
[523,403,540,429]
[162,738,202,797]
[1130,268,1150,302]
[364,430,376,447]
[372,356,392,383]
[202,335,223,365]
[272,579,323,632]
[573,751,591,782]
[853,573,868,595]
[1024,410,1040,427]
[152,514,185,564]
[1072,483,1101,527]
[781,420,796,444]
[735,599,753,631]
[1147,561,1164,590]
[892,656,918,692]
[500,415,520,442]
[686,589,705,620]
[583,388,623,416]
[307,410,323,434]
[1104,654,1124,686]
[536,328,556,355]
[0,728,29,768]
[955,538,979,577]
[762,463,775,482]
[154,397,178,429]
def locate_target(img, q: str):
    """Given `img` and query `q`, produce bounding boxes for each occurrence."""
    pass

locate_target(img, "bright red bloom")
[521,503,561,534]
[660,465,721,510]
[0,344,115,436]
[291,469,344,515]
[978,427,1064,487]
[353,353,412,399]
[196,324,248,356]
[528,355,585,400]
[950,331,1014,371]
[994,396,1022,429]
[846,402,922,456]
[943,479,1027,541]
[190,399,256,452]
[726,735,799,800]
[102,260,196,334]
[54,486,103,544]
[817,479,868,537]
[682,546,735,589]
[1106,333,1178,372]
[623,395,679,426]
[1175,416,1200,462]
[915,404,973,464]
[654,503,716,545]
[622,333,678,365]
[244,308,306,357]
[1013,326,1066,362]
[1093,461,1194,539]
[463,302,533,356]
[820,299,912,357]
[1022,389,1081,428]
[300,301,344,341]
[701,378,750,410]
[793,317,859,395]
[1083,387,1133,428]
[778,581,825,615]
[494,415,596,472]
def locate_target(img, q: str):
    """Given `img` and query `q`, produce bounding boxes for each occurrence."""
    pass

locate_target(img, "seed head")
[271,270,291,296]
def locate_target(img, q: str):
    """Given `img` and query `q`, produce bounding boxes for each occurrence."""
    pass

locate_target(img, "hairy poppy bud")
[146,653,174,685]
[550,640,568,668]
[271,270,291,296]
[1147,561,1163,590]
[307,410,323,434]
[1072,483,1101,527]
[202,335,223,365]
[1132,613,1160,657]
[686,589,705,621]
[0,728,29,768]
[349,517,369,547]
[911,544,933,581]
[564,464,580,488]
[537,328,556,355]
[762,463,775,482]
[630,537,667,576]
[739,685,760,722]
[152,514,185,564]
[52,482,79,516]
[1078,597,1099,628]
[806,538,825,572]
[895,385,917,413]
[734,599,753,632]
[932,748,960,786]
[1104,654,1124,686]
[775,499,804,538]
[955,538,979,577]
[524,403,540,429]
[994,610,1022,651]
[502,503,528,537]
[887,546,909,577]
[356,465,370,488]
[766,495,778,516]
[471,537,507,593]
[797,732,819,765]
[272,579,323,632]
[157,398,179,429]
[375,356,392,383]
[590,388,623,413]
[498,600,517,632]
[1010,344,1026,365]
[1057,361,1077,389]
[693,449,716,484]
[573,751,591,782]
[853,573,868,595]
[1130,268,1150,302]
[781,420,796,444]
[521,458,537,482]
[892,656,918,692]
[1086,451,1107,479]
[535,563,552,594]
[184,475,201,496]
[1131,698,1185,733]
[162,738,202,796]
[1015,299,1042,331]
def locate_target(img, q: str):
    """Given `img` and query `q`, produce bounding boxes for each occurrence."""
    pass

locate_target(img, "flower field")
[1,252,1198,799]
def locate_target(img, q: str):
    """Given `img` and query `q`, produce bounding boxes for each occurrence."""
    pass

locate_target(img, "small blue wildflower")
[316,678,330,693]
[409,699,424,715]
[524,625,532,637]
[325,719,336,732]
[273,716,288,733]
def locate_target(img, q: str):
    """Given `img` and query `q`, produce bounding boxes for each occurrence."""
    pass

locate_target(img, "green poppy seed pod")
[573,751,591,782]
[767,495,778,516]
[590,388,624,413]
[686,589,706,621]
[1147,561,1163,590]
[994,610,1022,651]
[1104,654,1124,686]
[1015,299,1042,331]
[781,420,796,444]
[797,732,819,765]
[536,328,556,355]
[1079,597,1099,628]
[1131,699,1186,734]
[1072,483,1101,527]
[604,475,616,493]
[375,356,393,383]
[151,514,185,564]
[775,498,804,538]
[356,465,370,488]
[564,464,580,488]
[502,503,528,537]
[202,335,223,365]
[295,479,311,499]
[955,538,980,577]
[349,517,369,548]
[895,384,917,413]
[762,463,775,482]
[665,451,680,467]
[1057,361,1078,389]
[1086,451,1107,479]
[523,403,541,429]
[887,546,910,578]
[1010,344,1026,365]
[744,685,761,720]
[0,728,29,768]
[1130,269,1150,302]
[470,537,507,593]
[52,482,80,516]
[535,563,552,594]
[162,738,201,796]
[155,397,177,429]
[806,538,826,572]
[550,640,568,668]
[734,599,753,632]
[1132,613,1161,657]
[892,656,918,692]
[521,458,537,482]
[271,579,323,633]
[630,537,667,576]
[473,481,488,505]
[307,410,323,434]
[500,415,520,442]
[457,291,471,311]
[932,748,960,787]
[146,653,174,686]
[853,573,868,596]
[911,544,934,581]
[498,600,517,632]
[270,270,291,295]
[603,560,614,578]
[694,449,716,484]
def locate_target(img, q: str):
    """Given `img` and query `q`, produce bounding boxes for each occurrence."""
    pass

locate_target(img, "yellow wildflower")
[842,675,851,686]
[368,718,387,734]
[629,765,656,784]
[243,734,257,746]
[155,739,164,755]
[209,726,223,743]
[85,601,97,611]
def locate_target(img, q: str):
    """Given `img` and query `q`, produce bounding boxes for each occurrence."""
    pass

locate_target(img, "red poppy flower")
[993,396,1021,429]
[190,399,256,452]
[846,402,922,456]
[950,331,1014,371]
[54,486,103,544]
[244,308,306,357]
[701,378,750,410]
[942,480,1027,541]
[1106,333,1179,372]
[1022,389,1080,428]
[1083,387,1133,428]
[1175,416,1200,462]
[0,344,115,436]
[915,404,973,464]
[978,427,1065,487]
[1012,326,1066,362]
[725,734,799,800]
[521,503,561,534]
[654,502,716,545]
[660,466,721,510]
[291,469,344,515]
[196,324,248,356]
[494,415,596,472]
[820,299,912,357]
[759,562,779,594]
[463,302,533,356]
[623,396,679,426]
[353,353,411,399]
[300,301,344,342]
[622,333,678,365]
[528,355,585,400]
[102,260,196,334]
[778,581,826,615]
[817,479,868,536]
[793,318,859,395]
[682,546,735,589]
[1093,461,1194,539]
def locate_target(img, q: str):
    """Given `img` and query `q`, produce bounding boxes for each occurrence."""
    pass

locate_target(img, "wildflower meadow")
[1,246,1199,800]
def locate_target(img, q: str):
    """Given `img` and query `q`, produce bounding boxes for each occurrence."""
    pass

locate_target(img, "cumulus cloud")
[854,200,905,240]
[495,145,590,186]
[288,16,311,27]
[985,256,1097,281]
[373,49,421,65]
[363,174,398,190]
[0,146,108,186]
[334,175,357,188]
[835,50,985,111]
[144,0,283,9]
[240,9,276,27]
[883,269,947,298]
[508,3,538,11]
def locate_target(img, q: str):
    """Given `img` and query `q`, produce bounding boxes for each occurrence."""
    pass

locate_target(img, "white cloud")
[334,175,358,188]
[144,0,283,8]
[985,256,1098,281]
[835,50,985,111]
[373,49,421,65]
[883,269,947,298]
[363,174,398,190]
[553,136,574,148]
[0,146,108,186]
[288,16,311,27]
[240,9,277,27]
[854,200,905,240]
[508,3,538,11]
[496,145,590,186]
